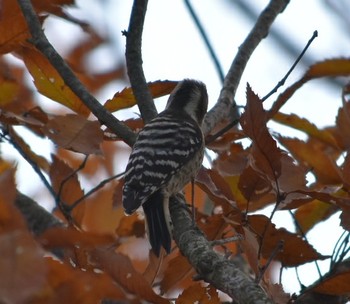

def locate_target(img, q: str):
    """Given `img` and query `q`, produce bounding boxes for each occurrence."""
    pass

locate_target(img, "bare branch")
[184,0,224,83]
[125,0,158,123]
[170,195,273,304]
[17,0,136,146]
[202,0,290,135]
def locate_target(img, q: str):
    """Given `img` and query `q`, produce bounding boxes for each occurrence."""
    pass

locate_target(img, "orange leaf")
[295,200,337,233]
[0,1,35,54]
[273,112,339,149]
[248,214,327,266]
[311,271,350,295]
[269,58,350,117]
[116,213,145,237]
[92,248,170,304]
[49,155,85,224]
[20,46,90,116]
[336,100,350,150]
[161,254,193,293]
[104,80,178,112]
[305,58,350,79]
[45,257,125,303]
[38,226,115,249]
[0,76,19,106]
[44,114,103,155]
[0,231,47,303]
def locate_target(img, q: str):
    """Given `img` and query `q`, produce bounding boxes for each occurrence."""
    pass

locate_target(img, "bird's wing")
[122,114,203,214]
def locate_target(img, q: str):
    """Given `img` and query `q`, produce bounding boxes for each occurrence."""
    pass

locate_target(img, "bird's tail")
[142,191,171,256]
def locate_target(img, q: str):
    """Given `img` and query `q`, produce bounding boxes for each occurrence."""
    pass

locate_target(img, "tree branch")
[202,0,290,135]
[169,195,273,303]
[125,0,158,123]
[17,0,137,146]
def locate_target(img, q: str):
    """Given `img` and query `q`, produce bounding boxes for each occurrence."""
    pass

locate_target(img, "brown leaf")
[49,155,85,224]
[195,167,239,216]
[92,248,170,304]
[104,80,178,112]
[240,85,283,185]
[311,271,350,295]
[176,283,221,304]
[116,214,145,238]
[240,226,260,275]
[264,282,290,304]
[279,137,342,184]
[238,165,274,211]
[44,114,103,155]
[213,142,248,176]
[248,214,327,266]
[20,46,90,116]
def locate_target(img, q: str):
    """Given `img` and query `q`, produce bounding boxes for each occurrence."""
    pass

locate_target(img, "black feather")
[142,191,171,256]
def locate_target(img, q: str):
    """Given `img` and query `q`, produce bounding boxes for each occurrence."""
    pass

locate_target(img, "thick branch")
[125,0,157,123]
[17,0,136,146]
[202,0,290,135]
[169,195,273,304]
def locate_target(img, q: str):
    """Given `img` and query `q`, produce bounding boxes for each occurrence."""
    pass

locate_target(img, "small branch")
[262,30,318,101]
[17,0,136,146]
[68,171,125,212]
[184,0,224,83]
[170,195,273,303]
[202,0,290,136]
[125,0,157,123]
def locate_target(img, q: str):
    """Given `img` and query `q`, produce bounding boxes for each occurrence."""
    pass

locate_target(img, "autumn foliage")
[1,0,350,303]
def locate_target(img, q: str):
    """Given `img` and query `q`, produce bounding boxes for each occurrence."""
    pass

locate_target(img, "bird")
[122,79,208,256]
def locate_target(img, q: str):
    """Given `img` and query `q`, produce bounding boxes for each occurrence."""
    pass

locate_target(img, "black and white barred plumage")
[122,79,208,256]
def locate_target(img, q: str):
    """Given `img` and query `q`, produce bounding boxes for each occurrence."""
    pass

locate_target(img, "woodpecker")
[122,79,208,256]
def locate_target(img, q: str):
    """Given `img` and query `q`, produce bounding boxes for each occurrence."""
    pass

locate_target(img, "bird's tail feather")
[143,191,171,256]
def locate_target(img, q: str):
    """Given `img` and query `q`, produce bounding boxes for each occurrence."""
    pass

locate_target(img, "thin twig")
[202,0,290,136]
[67,171,125,212]
[205,118,240,144]
[125,0,157,123]
[262,30,318,101]
[184,0,224,83]
[57,155,89,200]
[290,209,322,278]
[16,0,136,146]
[2,127,56,199]
[256,239,284,283]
